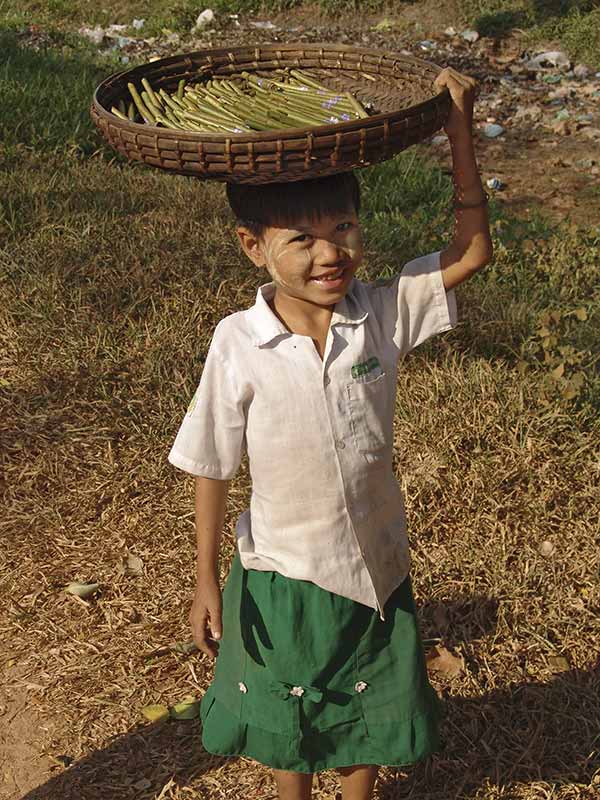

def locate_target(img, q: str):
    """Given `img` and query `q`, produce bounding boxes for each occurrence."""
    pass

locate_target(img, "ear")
[237,227,267,268]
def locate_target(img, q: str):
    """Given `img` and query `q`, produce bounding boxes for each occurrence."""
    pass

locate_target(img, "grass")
[2,0,600,67]
[461,0,600,67]
[1,18,599,800]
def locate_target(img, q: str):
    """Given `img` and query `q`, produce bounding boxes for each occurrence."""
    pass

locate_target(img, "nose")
[313,237,345,266]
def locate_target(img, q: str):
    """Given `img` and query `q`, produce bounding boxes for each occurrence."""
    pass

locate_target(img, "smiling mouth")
[310,267,347,282]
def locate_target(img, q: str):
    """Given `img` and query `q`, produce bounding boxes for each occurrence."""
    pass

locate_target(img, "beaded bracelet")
[453,191,490,210]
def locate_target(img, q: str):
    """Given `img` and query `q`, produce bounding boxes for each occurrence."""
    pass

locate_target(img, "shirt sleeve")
[375,250,458,356]
[167,333,247,480]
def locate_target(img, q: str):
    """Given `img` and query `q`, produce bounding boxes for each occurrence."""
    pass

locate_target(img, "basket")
[91,43,451,184]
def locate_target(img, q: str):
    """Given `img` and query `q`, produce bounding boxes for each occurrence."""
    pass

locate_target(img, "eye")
[336,222,354,232]
[291,233,311,243]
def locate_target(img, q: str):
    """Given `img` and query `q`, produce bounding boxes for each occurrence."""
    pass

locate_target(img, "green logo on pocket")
[351,356,380,379]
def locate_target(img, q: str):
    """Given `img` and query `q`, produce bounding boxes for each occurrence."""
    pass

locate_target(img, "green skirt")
[200,552,443,773]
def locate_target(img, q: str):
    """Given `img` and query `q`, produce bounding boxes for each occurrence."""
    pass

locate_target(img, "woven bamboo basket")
[91,43,451,184]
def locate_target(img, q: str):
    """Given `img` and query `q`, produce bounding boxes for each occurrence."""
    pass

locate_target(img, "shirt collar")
[247,280,368,347]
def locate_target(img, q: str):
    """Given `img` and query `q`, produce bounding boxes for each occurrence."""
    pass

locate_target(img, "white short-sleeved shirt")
[168,250,458,619]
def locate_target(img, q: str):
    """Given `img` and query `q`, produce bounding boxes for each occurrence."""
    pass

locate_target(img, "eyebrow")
[288,217,355,235]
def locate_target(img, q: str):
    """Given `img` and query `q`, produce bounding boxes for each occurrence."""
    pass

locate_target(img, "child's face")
[238,209,363,306]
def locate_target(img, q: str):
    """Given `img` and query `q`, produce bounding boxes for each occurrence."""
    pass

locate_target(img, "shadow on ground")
[18,606,598,799]
[379,664,599,799]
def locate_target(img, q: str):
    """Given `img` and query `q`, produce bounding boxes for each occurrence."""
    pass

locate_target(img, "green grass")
[0,0,388,31]
[0,28,120,155]
[462,0,600,67]
[2,0,599,68]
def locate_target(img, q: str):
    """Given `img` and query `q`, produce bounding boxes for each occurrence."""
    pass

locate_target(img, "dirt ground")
[0,664,56,798]
[2,2,599,798]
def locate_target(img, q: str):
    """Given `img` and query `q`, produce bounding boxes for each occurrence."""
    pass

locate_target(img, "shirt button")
[335,439,345,450]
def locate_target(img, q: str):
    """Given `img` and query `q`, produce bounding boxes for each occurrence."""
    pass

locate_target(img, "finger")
[190,609,214,655]
[208,604,223,641]
[433,67,451,87]
[435,72,469,93]
[198,624,219,658]
[445,67,473,82]
[443,68,477,91]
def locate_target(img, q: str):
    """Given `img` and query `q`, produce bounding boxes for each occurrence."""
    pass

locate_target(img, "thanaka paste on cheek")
[262,226,362,297]
[263,229,312,291]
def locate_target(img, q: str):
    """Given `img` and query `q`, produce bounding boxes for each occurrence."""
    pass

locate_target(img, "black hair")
[225,172,361,237]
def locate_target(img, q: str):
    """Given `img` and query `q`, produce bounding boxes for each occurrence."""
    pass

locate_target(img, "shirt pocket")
[346,371,388,455]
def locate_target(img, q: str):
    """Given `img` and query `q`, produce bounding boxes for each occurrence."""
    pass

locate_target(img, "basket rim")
[92,41,450,143]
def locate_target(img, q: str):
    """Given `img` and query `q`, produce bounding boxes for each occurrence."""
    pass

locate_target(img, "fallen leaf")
[141,704,169,723]
[172,640,198,655]
[550,120,571,136]
[574,307,588,321]
[170,697,201,720]
[374,17,395,31]
[570,372,585,389]
[548,655,569,672]
[551,363,565,380]
[118,553,144,577]
[426,645,465,677]
[64,582,100,599]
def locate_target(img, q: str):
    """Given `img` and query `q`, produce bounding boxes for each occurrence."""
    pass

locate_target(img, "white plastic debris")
[483,123,505,138]
[461,29,480,43]
[79,26,105,45]
[444,26,457,37]
[193,9,215,31]
[418,40,436,51]
[114,36,133,49]
[132,18,145,30]
[525,51,570,71]
[107,24,128,34]
[249,20,277,29]
[486,177,504,190]
[431,135,448,145]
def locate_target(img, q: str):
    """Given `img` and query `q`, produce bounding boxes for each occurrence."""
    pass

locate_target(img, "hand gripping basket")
[91,43,451,184]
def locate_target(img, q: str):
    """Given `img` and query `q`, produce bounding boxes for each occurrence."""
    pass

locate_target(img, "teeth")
[315,270,342,281]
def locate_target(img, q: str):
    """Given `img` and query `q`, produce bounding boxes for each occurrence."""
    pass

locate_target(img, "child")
[168,67,492,800]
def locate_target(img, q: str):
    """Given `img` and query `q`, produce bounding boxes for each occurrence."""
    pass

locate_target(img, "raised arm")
[190,475,230,657]
[434,68,494,290]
